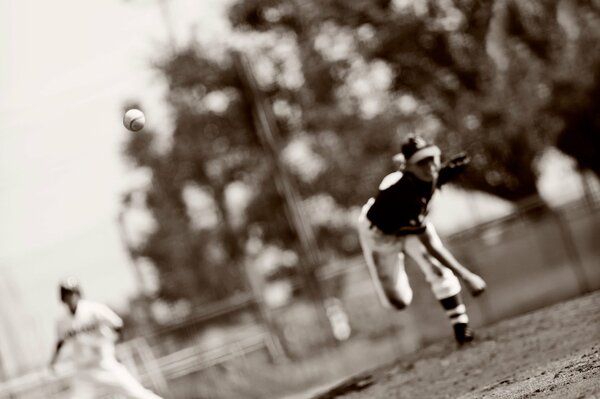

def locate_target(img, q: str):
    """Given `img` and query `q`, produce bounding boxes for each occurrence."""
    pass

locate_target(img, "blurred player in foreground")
[358,135,487,345]
[49,277,163,398]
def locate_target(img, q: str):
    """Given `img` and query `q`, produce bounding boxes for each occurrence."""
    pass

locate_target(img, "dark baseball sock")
[439,293,469,325]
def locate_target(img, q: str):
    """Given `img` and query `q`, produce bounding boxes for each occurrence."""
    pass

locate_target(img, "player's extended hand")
[463,272,486,297]
[447,152,470,168]
[47,362,57,376]
[40,363,58,384]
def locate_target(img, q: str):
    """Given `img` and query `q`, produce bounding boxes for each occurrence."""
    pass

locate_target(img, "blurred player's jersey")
[367,161,468,236]
[367,171,435,235]
[57,300,123,367]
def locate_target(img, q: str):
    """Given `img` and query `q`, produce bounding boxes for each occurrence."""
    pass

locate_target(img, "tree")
[122,49,269,303]
[483,0,600,176]
[121,0,600,304]
[121,43,346,306]
[229,0,600,203]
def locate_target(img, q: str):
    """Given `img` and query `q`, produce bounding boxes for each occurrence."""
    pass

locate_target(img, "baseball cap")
[59,277,81,299]
[397,135,441,164]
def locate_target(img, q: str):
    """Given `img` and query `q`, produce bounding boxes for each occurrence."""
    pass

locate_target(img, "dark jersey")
[366,161,467,236]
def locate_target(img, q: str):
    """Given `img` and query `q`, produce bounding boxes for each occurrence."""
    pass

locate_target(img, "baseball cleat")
[453,323,475,345]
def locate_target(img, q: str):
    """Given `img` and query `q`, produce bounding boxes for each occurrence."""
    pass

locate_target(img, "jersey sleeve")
[438,154,470,187]
[378,171,403,191]
[93,303,124,329]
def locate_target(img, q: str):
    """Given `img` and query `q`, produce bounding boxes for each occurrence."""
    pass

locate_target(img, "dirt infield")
[314,290,600,399]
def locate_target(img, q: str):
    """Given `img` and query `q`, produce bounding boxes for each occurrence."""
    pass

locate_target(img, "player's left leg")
[90,359,163,399]
[439,292,474,345]
[404,236,474,344]
[358,198,411,309]
[68,372,97,399]
[358,223,394,308]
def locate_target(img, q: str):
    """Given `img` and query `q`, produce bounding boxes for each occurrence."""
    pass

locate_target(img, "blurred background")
[1,0,599,398]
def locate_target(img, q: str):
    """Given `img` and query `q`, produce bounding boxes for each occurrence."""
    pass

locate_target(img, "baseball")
[123,109,145,132]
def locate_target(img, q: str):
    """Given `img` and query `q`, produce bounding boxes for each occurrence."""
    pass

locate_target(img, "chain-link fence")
[1,191,598,399]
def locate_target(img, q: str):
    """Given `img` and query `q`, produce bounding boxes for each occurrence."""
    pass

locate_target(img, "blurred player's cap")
[398,134,441,164]
[59,277,81,299]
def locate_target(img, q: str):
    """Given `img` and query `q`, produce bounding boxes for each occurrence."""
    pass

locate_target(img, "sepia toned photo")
[1,1,599,398]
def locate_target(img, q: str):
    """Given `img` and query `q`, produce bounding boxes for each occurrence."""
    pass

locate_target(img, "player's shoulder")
[78,299,108,314]
[78,299,94,309]
[378,171,404,191]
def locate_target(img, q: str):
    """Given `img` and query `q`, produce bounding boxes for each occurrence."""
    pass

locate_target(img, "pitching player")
[357,135,487,345]
[49,278,163,398]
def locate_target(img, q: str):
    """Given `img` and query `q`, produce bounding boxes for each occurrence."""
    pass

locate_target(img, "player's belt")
[371,223,425,237]
[369,219,424,236]
[369,220,394,235]
[393,224,426,236]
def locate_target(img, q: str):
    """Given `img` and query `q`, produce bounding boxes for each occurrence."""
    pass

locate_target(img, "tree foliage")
[122,0,600,303]
[122,50,268,302]
[229,0,600,200]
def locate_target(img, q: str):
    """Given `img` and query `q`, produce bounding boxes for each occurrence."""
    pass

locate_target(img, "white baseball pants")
[357,198,461,308]
[69,359,163,399]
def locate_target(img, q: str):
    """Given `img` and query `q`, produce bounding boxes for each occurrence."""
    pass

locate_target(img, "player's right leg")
[110,361,163,399]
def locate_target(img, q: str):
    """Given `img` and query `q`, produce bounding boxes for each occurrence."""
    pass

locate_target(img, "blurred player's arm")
[48,339,65,370]
[418,223,486,296]
[96,302,125,339]
[437,153,470,187]
[49,320,68,370]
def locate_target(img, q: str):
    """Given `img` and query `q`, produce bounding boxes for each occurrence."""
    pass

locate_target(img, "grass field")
[312,290,600,399]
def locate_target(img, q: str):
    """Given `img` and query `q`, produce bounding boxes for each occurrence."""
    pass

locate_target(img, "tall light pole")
[123,0,177,51]
[157,0,177,51]
[233,51,336,344]
[117,193,154,333]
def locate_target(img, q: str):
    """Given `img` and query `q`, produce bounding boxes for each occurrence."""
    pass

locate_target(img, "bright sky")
[0,0,591,374]
[0,0,231,371]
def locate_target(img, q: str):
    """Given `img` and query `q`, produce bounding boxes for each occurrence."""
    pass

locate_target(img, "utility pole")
[117,197,155,334]
[233,51,336,344]
[157,0,177,51]
[124,0,177,51]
